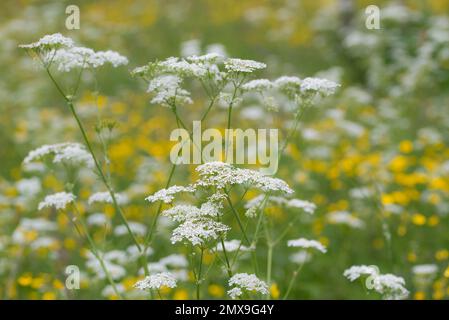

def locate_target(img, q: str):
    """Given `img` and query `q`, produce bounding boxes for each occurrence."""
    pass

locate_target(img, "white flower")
[86,213,110,226]
[372,274,409,300]
[134,272,177,290]
[170,218,230,246]
[227,273,269,299]
[38,192,76,210]
[287,238,327,253]
[224,58,266,73]
[186,53,222,63]
[343,265,409,300]
[300,77,340,96]
[46,47,128,72]
[343,265,379,281]
[242,79,273,91]
[145,185,195,204]
[114,222,147,237]
[158,254,188,268]
[245,195,316,214]
[24,143,94,168]
[215,239,251,252]
[163,202,221,222]
[327,211,365,229]
[274,76,301,89]
[412,264,438,276]
[88,191,129,205]
[147,75,192,106]
[195,161,293,194]
[289,250,312,264]
[19,33,74,50]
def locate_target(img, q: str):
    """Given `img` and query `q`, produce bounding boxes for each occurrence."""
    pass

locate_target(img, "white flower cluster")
[145,185,195,204]
[412,264,438,276]
[227,273,269,299]
[19,33,74,50]
[343,265,409,300]
[147,75,192,107]
[24,142,94,168]
[114,221,147,237]
[241,79,273,92]
[170,217,230,246]
[245,195,316,214]
[224,58,266,73]
[327,211,365,229]
[300,77,340,96]
[287,238,327,253]
[195,161,293,194]
[215,239,251,252]
[20,34,127,71]
[134,272,177,290]
[88,191,129,206]
[162,202,221,222]
[45,47,128,72]
[38,192,76,211]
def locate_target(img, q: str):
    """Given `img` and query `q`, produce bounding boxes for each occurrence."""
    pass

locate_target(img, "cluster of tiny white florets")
[227,273,269,299]
[38,192,76,211]
[162,201,221,222]
[145,185,195,204]
[343,265,409,300]
[195,161,293,194]
[23,142,94,168]
[224,58,267,73]
[245,195,316,214]
[241,79,273,91]
[146,75,192,107]
[300,77,340,96]
[287,238,327,253]
[88,191,129,206]
[215,239,251,252]
[170,217,230,246]
[134,272,177,290]
[19,33,128,71]
[45,47,128,72]
[19,33,74,50]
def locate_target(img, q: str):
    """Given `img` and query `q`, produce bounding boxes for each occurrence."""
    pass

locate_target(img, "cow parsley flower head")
[170,218,230,246]
[19,33,74,51]
[24,142,94,168]
[147,75,192,106]
[372,274,409,300]
[215,239,251,252]
[38,192,76,211]
[45,47,128,72]
[343,265,379,281]
[134,272,177,290]
[245,195,316,214]
[186,53,222,63]
[287,238,327,253]
[300,77,340,96]
[163,202,221,222]
[88,191,129,206]
[228,273,269,299]
[224,58,266,73]
[343,265,409,300]
[195,162,293,194]
[146,185,195,204]
[242,79,273,92]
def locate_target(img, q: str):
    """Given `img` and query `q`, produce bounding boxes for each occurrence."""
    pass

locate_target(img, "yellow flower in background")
[173,289,189,300]
[412,214,426,226]
[208,284,225,298]
[270,283,280,299]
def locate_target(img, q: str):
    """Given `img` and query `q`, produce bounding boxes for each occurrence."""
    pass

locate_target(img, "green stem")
[283,262,305,300]
[45,68,142,252]
[196,247,204,300]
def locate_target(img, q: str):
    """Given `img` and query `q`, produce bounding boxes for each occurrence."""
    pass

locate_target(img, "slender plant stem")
[70,204,122,299]
[44,67,142,252]
[283,262,305,300]
[196,247,204,300]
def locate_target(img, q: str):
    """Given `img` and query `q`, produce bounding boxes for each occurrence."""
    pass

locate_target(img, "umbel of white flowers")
[19,33,128,71]
[343,265,409,300]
